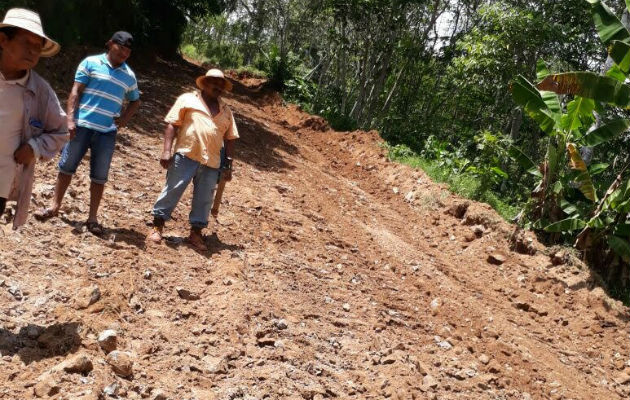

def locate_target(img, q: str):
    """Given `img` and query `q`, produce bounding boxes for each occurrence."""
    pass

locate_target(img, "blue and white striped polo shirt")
[74,53,140,132]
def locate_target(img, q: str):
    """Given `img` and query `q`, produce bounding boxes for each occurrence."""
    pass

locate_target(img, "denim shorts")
[58,126,116,184]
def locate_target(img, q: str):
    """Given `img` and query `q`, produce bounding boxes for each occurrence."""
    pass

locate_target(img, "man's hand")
[14,143,35,165]
[160,151,172,169]
[68,119,77,140]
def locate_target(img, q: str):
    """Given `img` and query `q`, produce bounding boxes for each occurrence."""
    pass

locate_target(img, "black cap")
[110,31,133,48]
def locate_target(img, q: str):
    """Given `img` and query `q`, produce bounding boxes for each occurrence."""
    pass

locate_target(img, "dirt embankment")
[0,55,629,400]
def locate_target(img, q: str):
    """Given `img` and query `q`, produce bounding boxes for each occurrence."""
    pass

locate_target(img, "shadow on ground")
[0,322,81,365]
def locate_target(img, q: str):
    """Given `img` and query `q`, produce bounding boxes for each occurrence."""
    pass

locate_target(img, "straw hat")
[0,8,60,57]
[195,69,233,92]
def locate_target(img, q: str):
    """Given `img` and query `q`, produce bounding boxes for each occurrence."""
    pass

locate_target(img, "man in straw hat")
[148,68,238,251]
[35,31,141,235]
[0,8,68,230]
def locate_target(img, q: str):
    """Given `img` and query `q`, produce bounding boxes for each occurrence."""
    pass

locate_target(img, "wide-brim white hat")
[196,68,233,92]
[0,8,60,57]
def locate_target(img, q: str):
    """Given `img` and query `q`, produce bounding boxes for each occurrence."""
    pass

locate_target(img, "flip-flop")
[86,221,104,236]
[34,208,58,221]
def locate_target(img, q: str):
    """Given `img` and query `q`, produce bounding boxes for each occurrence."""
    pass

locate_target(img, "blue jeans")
[58,126,116,184]
[152,153,219,229]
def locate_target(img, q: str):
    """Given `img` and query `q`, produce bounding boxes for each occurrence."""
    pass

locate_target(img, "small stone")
[25,324,44,339]
[98,330,118,354]
[437,341,452,350]
[75,285,101,309]
[273,319,288,330]
[103,382,119,397]
[614,373,630,385]
[342,303,351,312]
[487,360,501,374]
[256,337,276,347]
[487,253,506,265]
[422,374,439,390]
[8,284,23,300]
[176,287,200,301]
[393,187,400,194]
[404,191,415,202]
[34,374,59,397]
[152,390,168,400]
[478,354,490,365]
[106,351,134,377]
[472,225,485,237]
[59,353,93,374]
[203,355,229,375]
[464,232,477,242]
[430,298,440,315]
[551,251,567,266]
[143,270,152,279]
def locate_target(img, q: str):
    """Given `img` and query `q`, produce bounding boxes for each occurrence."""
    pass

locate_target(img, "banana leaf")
[582,118,630,146]
[513,75,559,133]
[609,235,630,262]
[508,145,542,177]
[560,199,578,215]
[536,61,562,113]
[608,40,630,74]
[544,217,586,233]
[588,163,609,175]
[537,72,630,108]
[561,96,595,132]
[607,178,630,208]
[587,0,630,45]
[567,143,597,201]
[606,64,627,82]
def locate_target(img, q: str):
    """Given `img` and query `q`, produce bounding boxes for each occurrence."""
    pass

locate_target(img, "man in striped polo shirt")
[36,31,140,234]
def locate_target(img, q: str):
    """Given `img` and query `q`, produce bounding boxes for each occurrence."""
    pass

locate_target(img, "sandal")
[86,221,104,236]
[147,226,163,243]
[34,208,58,221]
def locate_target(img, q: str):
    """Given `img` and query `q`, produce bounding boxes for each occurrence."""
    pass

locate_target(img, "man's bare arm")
[66,82,86,139]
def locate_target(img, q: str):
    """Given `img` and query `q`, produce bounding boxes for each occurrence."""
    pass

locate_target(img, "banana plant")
[511,64,602,230]
[511,0,630,261]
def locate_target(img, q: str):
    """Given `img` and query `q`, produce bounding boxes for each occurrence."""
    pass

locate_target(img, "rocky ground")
[0,55,629,400]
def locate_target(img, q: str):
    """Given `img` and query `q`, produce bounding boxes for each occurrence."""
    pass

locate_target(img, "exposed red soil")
[0,55,629,400]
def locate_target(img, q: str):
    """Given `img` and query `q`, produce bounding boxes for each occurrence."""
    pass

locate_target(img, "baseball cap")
[110,31,133,48]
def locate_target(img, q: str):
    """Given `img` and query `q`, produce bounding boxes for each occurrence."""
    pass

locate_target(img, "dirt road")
[1,57,629,400]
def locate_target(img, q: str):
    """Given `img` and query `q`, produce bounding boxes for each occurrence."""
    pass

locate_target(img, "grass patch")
[233,65,268,79]
[387,147,520,221]
[180,44,211,64]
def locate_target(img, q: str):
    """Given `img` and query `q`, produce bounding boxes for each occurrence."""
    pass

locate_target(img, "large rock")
[58,353,93,374]
[176,287,200,301]
[106,351,134,377]
[75,285,101,309]
[487,253,506,265]
[98,330,118,354]
[33,373,59,397]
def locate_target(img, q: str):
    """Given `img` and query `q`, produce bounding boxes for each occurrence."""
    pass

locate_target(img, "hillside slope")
[1,57,629,400]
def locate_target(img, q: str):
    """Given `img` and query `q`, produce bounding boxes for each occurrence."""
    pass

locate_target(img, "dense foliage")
[0,0,233,54]
[512,0,630,289]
